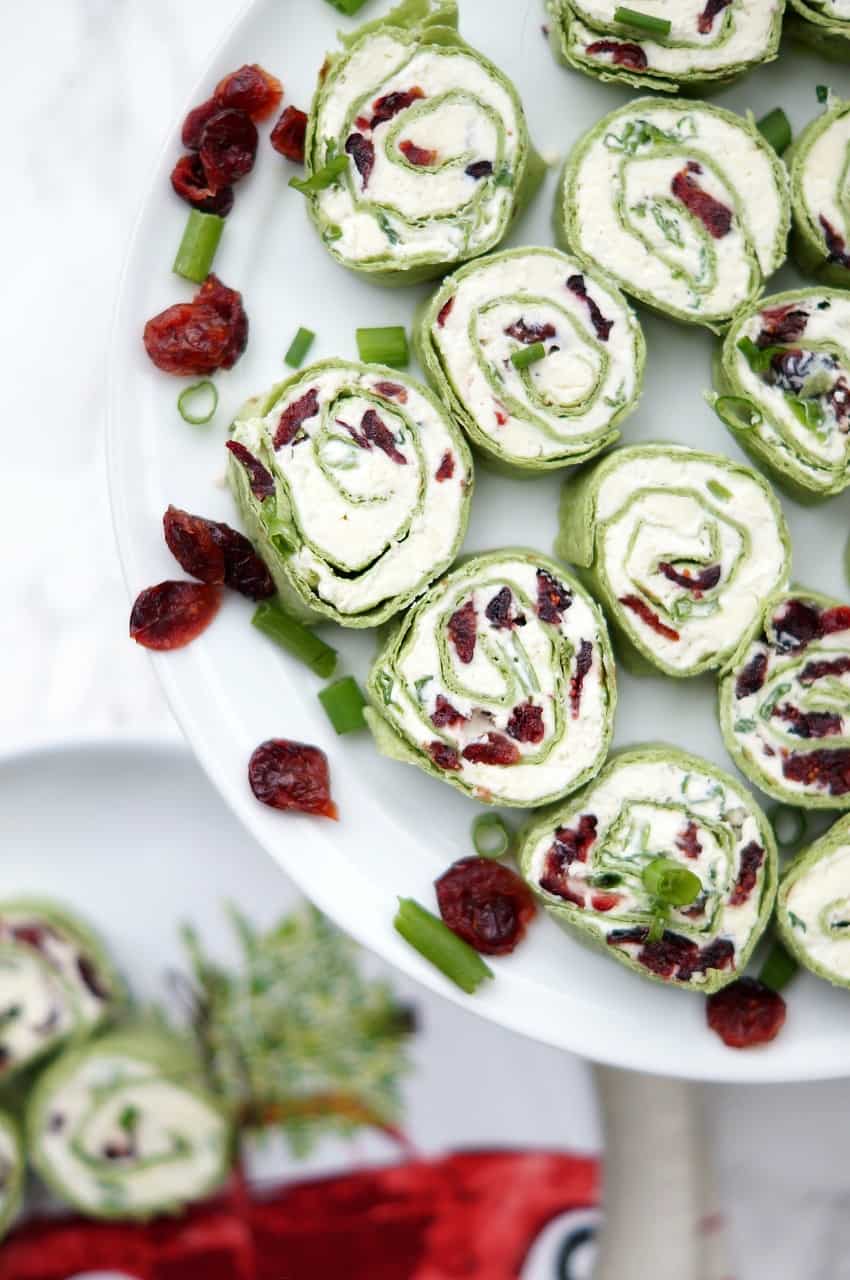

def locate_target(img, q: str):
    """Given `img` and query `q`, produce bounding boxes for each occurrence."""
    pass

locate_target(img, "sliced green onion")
[769,803,808,849]
[472,814,512,860]
[284,327,316,369]
[252,601,337,679]
[177,379,218,425]
[394,898,493,994]
[356,326,409,368]
[756,108,792,157]
[324,0,369,12]
[642,856,701,907]
[714,395,761,433]
[759,938,799,993]
[319,676,367,734]
[511,342,546,370]
[817,84,830,104]
[647,911,667,943]
[173,210,225,284]
[290,156,349,195]
[614,5,671,36]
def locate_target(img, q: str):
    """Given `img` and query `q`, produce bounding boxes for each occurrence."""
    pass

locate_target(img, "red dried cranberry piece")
[671,163,732,239]
[373,380,408,403]
[77,955,110,1001]
[637,931,699,979]
[549,815,598,870]
[226,440,275,501]
[729,842,764,907]
[435,856,536,956]
[274,387,320,449]
[485,587,524,631]
[143,274,248,376]
[462,733,520,767]
[800,655,850,686]
[200,108,259,187]
[569,639,593,718]
[783,748,850,796]
[436,296,455,328]
[214,64,282,121]
[536,568,572,625]
[657,562,721,593]
[163,506,274,601]
[676,820,702,860]
[706,977,786,1048]
[370,87,425,129]
[465,160,493,179]
[506,701,545,744]
[129,581,222,650]
[270,105,308,163]
[170,153,235,216]
[427,740,461,771]
[735,649,768,699]
[591,892,620,913]
[820,215,850,268]
[566,274,614,341]
[504,319,557,345]
[821,605,850,635]
[619,594,680,641]
[757,303,809,347]
[585,39,648,70]
[248,739,337,818]
[345,132,375,186]
[448,599,477,664]
[435,450,455,481]
[431,694,466,729]
[361,409,406,464]
[774,704,842,740]
[773,598,821,651]
[399,139,437,166]
[182,97,221,149]
[697,0,732,33]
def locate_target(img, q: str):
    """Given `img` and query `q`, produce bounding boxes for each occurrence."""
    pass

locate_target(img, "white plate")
[107,0,850,1081]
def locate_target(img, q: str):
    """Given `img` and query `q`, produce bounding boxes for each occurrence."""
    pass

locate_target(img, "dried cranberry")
[657,562,721,593]
[436,296,455,328]
[462,733,520,767]
[592,892,620,913]
[448,600,477,664]
[226,440,275,500]
[536,569,572,625]
[465,160,493,179]
[129,581,222,650]
[399,139,437,166]
[585,39,648,70]
[431,694,466,729]
[214,64,282,121]
[729,842,764,907]
[735,650,768,699]
[427,740,461,771]
[274,387,320,449]
[773,598,821,652]
[619,594,679,641]
[270,106,308,163]
[569,640,593,718]
[820,215,850,269]
[783,748,850,796]
[676,820,702,860]
[706,978,786,1049]
[505,319,557,345]
[200,109,259,187]
[374,380,407,403]
[506,701,545,744]
[369,87,425,129]
[170,153,235,216]
[485,587,524,631]
[566,274,614,342]
[671,163,732,239]
[182,98,221,150]
[774,704,842,739]
[822,606,850,635]
[435,857,536,956]
[163,506,274,600]
[552,815,598,866]
[143,274,248,376]
[697,0,732,33]
[248,739,337,818]
[345,133,375,186]
[361,409,406,464]
[637,931,699,979]
[77,955,110,1001]
[435,451,455,481]
[757,303,809,347]
[800,655,850,686]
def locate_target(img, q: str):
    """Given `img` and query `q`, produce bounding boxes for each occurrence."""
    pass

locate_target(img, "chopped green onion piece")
[817,84,830,104]
[756,108,792,157]
[511,342,546,370]
[472,814,512,860]
[614,5,671,35]
[252,601,337,679]
[324,0,369,12]
[177,379,218,425]
[714,395,761,433]
[769,803,808,849]
[319,676,367,734]
[284,326,316,369]
[642,856,701,907]
[356,326,409,368]
[759,938,799,993]
[394,898,493,994]
[647,911,666,943]
[290,156,349,194]
[173,210,225,284]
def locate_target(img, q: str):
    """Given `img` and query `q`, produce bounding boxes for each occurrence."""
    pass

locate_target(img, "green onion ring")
[177,380,218,425]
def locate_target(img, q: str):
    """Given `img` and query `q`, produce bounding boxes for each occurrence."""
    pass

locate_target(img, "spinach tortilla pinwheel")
[720,590,850,808]
[789,97,850,288]
[556,444,791,678]
[0,1113,22,1241]
[712,289,850,501]
[787,1,850,61]
[227,360,472,627]
[548,0,784,93]
[0,899,121,1082]
[557,97,790,331]
[778,814,850,987]
[365,549,616,808]
[27,1027,232,1220]
[415,247,646,474]
[299,0,543,284]
[519,745,777,992]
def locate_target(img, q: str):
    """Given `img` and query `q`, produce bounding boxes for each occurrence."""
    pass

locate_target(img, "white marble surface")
[3,3,849,1277]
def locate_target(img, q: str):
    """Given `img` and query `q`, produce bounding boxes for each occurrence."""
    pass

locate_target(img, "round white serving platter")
[107,0,850,1080]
